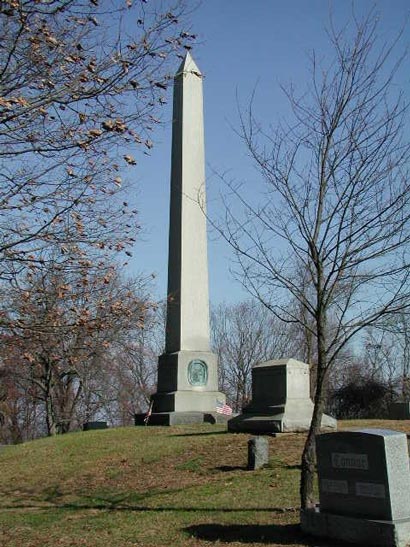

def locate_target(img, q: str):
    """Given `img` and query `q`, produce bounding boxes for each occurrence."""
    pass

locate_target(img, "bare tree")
[211,300,299,411]
[0,0,194,283]
[327,334,398,420]
[391,314,410,398]
[216,13,410,508]
[96,301,165,425]
[0,362,45,443]
[363,313,410,400]
[0,0,197,439]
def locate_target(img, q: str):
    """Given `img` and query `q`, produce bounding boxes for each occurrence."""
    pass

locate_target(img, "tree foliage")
[0,257,151,436]
[0,0,194,282]
[0,0,194,440]
[329,379,395,420]
[211,300,299,411]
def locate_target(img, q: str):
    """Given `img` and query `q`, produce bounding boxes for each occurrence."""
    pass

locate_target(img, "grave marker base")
[134,411,230,426]
[301,507,410,547]
[228,407,336,433]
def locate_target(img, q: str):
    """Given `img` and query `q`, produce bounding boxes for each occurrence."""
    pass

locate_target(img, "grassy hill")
[1,420,409,547]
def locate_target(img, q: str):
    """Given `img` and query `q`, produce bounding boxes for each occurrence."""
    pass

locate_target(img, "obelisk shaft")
[134,52,227,424]
[165,53,210,354]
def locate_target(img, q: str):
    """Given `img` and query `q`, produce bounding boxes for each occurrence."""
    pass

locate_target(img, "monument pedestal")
[135,351,227,426]
[135,411,229,426]
[228,359,336,433]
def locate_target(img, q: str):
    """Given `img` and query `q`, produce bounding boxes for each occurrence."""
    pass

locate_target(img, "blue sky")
[129,0,410,305]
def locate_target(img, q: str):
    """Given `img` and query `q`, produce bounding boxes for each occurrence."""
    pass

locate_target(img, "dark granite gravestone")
[247,436,269,470]
[83,421,108,431]
[389,402,410,419]
[301,429,410,546]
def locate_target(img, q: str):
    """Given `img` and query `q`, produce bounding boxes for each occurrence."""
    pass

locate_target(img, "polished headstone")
[83,421,108,431]
[301,429,410,547]
[317,429,410,520]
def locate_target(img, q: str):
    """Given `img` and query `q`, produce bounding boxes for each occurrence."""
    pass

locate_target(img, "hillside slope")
[0,420,409,546]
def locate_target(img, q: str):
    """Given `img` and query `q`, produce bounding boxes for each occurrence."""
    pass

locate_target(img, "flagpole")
[144,400,154,426]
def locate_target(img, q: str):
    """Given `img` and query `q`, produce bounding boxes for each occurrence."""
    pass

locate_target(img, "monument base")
[301,507,410,547]
[142,350,227,426]
[135,411,229,426]
[227,403,336,433]
[151,388,226,414]
[227,359,336,434]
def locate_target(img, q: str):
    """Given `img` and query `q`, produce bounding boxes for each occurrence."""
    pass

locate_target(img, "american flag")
[216,400,233,415]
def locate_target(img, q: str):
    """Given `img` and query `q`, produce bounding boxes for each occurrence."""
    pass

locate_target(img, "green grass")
[1,420,409,546]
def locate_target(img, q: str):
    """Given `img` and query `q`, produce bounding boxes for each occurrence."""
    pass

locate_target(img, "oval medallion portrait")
[187,359,208,387]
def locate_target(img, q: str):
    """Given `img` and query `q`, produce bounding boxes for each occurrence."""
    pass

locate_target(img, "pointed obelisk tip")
[176,50,202,77]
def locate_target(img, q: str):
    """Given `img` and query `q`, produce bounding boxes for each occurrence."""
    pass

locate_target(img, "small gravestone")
[389,402,410,420]
[248,436,269,470]
[301,429,410,546]
[83,421,108,431]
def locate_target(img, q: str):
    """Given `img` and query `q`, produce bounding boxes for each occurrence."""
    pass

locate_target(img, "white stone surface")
[148,53,225,419]
[166,52,210,353]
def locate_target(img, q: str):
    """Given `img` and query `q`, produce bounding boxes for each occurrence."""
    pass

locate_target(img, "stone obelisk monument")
[136,52,226,426]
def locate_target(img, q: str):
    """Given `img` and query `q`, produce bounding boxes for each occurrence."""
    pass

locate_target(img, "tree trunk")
[59,377,82,434]
[45,395,57,436]
[300,363,328,508]
[300,306,328,509]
